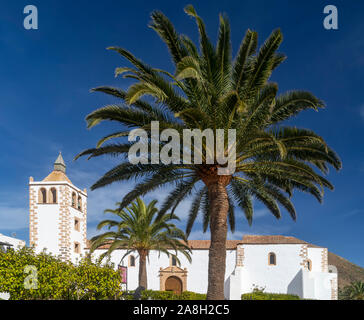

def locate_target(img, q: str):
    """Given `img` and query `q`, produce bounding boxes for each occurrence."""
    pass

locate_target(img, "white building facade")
[28,155,338,300]
[0,233,25,251]
[90,236,338,300]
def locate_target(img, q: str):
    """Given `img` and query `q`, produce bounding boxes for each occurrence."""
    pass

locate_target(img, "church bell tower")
[29,153,87,262]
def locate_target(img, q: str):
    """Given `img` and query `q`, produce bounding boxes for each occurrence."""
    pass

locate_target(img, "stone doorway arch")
[159,266,187,293]
[165,276,183,294]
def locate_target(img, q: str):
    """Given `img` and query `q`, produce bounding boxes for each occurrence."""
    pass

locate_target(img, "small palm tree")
[340,281,364,300]
[77,6,341,299]
[90,198,191,289]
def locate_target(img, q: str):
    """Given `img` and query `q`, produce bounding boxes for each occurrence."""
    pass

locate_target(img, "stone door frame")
[159,266,188,292]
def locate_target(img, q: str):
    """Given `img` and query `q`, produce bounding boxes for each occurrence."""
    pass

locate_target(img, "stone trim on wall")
[330,278,338,300]
[82,199,87,252]
[58,186,71,261]
[236,246,244,267]
[321,248,328,272]
[29,185,38,247]
[159,266,187,292]
[299,244,309,269]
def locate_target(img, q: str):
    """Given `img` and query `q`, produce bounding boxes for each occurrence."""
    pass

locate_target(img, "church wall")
[311,271,337,300]
[91,248,236,297]
[239,244,304,294]
[29,184,60,256]
[307,247,325,273]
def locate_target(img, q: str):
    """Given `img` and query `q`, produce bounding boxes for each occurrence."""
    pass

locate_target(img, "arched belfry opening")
[50,188,57,203]
[39,188,47,204]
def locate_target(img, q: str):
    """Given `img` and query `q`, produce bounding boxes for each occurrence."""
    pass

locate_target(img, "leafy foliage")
[124,289,206,300]
[90,198,191,264]
[76,5,341,233]
[0,247,122,300]
[339,281,364,300]
[90,198,191,289]
[241,292,300,300]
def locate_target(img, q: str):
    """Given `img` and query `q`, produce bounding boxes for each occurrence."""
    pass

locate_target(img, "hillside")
[328,252,364,289]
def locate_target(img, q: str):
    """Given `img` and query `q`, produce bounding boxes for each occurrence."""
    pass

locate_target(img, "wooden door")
[165,276,182,294]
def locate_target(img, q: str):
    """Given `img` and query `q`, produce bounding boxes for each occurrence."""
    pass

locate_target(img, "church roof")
[43,170,72,184]
[86,235,321,250]
[42,152,72,184]
[241,235,320,247]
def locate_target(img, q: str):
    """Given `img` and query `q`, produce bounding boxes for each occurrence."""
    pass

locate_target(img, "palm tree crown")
[77,5,341,299]
[90,198,191,289]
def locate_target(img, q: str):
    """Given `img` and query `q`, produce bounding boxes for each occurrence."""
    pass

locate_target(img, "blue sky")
[0,1,363,266]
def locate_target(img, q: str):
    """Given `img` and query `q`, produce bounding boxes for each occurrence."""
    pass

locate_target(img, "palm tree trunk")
[206,178,230,300]
[138,250,148,289]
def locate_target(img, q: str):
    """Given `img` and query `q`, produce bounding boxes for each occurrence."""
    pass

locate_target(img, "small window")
[74,242,80,254]
[74,218,80,231]
[72,192,76,208]
[39,188,47,203]
[50,188,57,203]
[171,256,177,266]
[268,252,276,266]
[77,196,82,211]
[306,259,312,271]
[129,255,135,267]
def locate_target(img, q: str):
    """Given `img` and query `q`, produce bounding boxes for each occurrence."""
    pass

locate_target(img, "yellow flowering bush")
[0,247,123,300]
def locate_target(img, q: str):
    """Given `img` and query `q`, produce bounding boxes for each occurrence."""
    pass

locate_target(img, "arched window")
[50,188,57,204]
[39,188,47,204]
[72,192,76,208]
[306,259,312,271]
[74,242,80,254]
[74,218,80,231]
[129,255,135,267]
[77,196,82,211]
[268,252,276,266]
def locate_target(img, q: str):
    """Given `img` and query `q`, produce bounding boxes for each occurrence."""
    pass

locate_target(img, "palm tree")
[90,198,191,289]
[76,5,341,299]
[340,281,364,300]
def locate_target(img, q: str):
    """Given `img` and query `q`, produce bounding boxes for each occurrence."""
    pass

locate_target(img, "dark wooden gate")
[165,276,182,294]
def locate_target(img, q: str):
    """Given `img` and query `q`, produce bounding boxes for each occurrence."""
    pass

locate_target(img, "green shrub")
[241,292,300,300]
[180,291,206,300]
[0,246,123,300]
[123,289,206,300]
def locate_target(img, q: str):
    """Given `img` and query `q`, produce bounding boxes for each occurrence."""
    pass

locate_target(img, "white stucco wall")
[228,244,337,300]
[307,247,324,273]
[91,248,236,298]
[238,244,304,295]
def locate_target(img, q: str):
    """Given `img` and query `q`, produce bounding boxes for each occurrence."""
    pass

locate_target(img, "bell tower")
[29,153,87,262]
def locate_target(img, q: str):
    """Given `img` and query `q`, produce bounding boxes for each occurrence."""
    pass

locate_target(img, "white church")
[24,154,338,300]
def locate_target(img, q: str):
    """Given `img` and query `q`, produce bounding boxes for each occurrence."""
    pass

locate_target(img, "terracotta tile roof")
[85,239,241,250]
[86,235,321,250]
[241,235,320,248]
[43,170,72,184]
[187,240,241,250]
